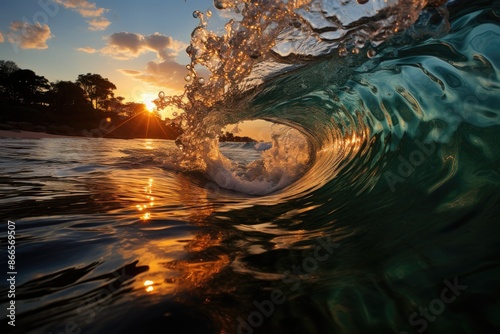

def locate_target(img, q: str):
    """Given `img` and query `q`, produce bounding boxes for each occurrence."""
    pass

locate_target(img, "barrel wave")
[151,1,500,333]
[169,1,500,202]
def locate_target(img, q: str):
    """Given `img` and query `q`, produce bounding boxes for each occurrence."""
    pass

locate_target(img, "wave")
[153,0,500,197]
[218,142,272,151]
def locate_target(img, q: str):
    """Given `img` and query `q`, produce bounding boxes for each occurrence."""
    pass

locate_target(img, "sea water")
[1,0,500,333]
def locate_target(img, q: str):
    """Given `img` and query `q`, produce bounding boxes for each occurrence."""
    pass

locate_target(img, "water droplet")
[158,91,165,99]
[338,48,348,57]
[214,0,226,10]
[206,10,212,18]
[357,0,369,4]
[193,10,201,19]
[355,38,366,49]
[198,77,205,85]
[186,46,193,54]
[351,47,360,55]
[186,64,192,70]
[173,112,178,117]
[367,49,377,58]
[185,75,192,82]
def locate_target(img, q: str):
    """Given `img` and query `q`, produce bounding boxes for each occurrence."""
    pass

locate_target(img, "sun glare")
[142,93,157,113]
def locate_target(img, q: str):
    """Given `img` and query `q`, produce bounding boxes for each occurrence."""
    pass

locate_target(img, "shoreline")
[0,130,177,140]
[0,130,74,139]
[0,130,259,142]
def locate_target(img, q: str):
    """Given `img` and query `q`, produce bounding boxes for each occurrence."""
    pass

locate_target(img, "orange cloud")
[119,69,141,76]
[77,31,195,94]
[87,17,111,31]
[0,32,4,43]
[101,32,186,61]
[76,46,98,53]
[100,32,190,91]
[54,0,110,30]
[7,22,52,49]
[118,60,211,93]
[119,60,188,91]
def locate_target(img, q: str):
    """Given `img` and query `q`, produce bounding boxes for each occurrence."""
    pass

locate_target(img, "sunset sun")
[142,93,157,112]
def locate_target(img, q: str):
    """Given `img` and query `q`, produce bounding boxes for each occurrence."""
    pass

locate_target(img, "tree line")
[0,60,178,139]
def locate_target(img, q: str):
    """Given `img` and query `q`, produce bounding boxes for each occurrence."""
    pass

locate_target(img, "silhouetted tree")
[123,102,148,117]
[219,130,255,142]
[76,73,116,111]
[0,60,20,98]
[50,81,91,114]
[0,60,19,76]
[7,69,50,104]
[101,96,125,114]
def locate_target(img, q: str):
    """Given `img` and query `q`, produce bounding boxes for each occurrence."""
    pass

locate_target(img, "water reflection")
[135,178,155,222]
[126,174,232,299]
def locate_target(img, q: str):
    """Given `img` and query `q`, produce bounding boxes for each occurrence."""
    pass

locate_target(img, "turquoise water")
[1,1,500,333]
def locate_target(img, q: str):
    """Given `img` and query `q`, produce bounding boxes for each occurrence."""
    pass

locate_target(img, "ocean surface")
[2,0,500,333]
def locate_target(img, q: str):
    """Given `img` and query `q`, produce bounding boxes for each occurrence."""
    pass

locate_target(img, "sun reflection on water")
[145,140,154,150]
[144,280,155,292]
[124,175,232,298]
[135,178,155,222]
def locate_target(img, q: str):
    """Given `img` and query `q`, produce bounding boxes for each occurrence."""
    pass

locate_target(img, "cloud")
[104,32,190,91]
[76,46,98,53]
[54,0,110,30]
[119,60,211,93]
[119,60,188,91]
[118,69,141,76]
[101,32,186,61]
[87,17,111,31]
[0,32,4,43]
[79,31,192,93]
[7,22,52,49]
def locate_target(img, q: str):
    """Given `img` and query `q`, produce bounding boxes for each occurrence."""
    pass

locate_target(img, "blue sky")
[0,0,227,104]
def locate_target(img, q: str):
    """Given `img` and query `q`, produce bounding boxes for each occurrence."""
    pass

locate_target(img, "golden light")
[136,178,155,222]
[144,280,154,292]
[142,93,157,112]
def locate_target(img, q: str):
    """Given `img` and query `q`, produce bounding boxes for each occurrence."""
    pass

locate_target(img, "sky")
[0,0,228,105]
[0,0,273,140]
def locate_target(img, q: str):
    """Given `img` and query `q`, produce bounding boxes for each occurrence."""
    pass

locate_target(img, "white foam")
[254,142,272,151]
[206,125,310,195]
